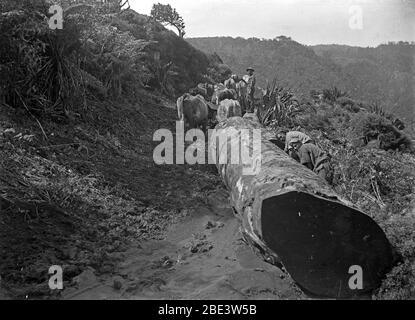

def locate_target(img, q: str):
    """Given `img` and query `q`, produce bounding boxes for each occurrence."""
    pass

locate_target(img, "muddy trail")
[0,98,304,300]
[62,189,304,300]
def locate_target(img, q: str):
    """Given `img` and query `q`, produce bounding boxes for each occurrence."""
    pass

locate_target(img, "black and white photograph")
[0,0,414,307]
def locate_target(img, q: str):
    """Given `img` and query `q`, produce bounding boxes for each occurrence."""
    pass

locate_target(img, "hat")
[246,67,255,72]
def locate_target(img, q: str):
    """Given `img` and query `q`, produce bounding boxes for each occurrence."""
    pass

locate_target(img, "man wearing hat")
[224,74,238,91]
[289,139,333,184]
[244,67,256,112]
[284,130,313,153]
[279,130,313,161]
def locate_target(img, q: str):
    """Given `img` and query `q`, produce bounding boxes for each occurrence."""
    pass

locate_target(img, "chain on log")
[209,113,394,298]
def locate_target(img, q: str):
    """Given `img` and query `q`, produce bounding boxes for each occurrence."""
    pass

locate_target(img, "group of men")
[183,66,333,184]
[279,130,333,184]
[231,68,333,184]
[177,66,257,133]
[225,68,333,184]
[223,67,256,113]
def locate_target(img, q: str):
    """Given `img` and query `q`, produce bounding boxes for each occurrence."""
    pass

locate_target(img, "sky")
[129,0,415,47]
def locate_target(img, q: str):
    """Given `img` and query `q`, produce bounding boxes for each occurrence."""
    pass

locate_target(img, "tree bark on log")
[210,113,394,298]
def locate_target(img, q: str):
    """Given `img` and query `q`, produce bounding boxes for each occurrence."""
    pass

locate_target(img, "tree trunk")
[210,113,394,298]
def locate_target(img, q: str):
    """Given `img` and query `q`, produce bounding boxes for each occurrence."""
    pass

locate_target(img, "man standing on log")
[224,74,238,91]
[290,138,333,184]
[244,67,256,112]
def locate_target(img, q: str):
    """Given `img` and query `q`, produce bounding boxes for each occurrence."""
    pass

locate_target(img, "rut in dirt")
[62,189,305,300]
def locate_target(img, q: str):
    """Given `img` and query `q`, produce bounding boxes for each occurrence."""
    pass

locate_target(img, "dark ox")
[176,94,209,131]
[211,86,237,105]
[189,83,215,101]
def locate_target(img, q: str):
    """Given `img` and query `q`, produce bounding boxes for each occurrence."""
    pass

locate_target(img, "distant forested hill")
[312,43,414,126]
[187,37,414,128]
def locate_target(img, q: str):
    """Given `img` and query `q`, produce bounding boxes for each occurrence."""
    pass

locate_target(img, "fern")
[322,86,348,103]
[259,78,303,127]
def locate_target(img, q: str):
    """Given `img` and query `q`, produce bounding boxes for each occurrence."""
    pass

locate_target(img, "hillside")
[187,36,346,96]
[109,10,232,93]
[0,1,414,301]
[312,43,414,128]
[258,83,415,299]
[0,0,229,299]
[187,37,414,131]
[0,2,232,114]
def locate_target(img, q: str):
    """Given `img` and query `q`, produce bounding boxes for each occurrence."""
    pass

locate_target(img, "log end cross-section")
[261,191,393,298]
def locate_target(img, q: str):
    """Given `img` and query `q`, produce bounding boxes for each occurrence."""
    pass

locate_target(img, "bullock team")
[176,67,257,132]
[175,67,334,184]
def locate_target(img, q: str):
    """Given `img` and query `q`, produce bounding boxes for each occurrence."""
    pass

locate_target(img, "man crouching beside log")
[289,138,333,184]
[278,130,313,161]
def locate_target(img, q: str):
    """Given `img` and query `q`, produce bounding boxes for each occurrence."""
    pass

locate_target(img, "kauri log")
[209,113,394,298]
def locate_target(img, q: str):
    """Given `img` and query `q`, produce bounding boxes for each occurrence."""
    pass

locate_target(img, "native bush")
[349,112,413,151]
[150,3,185,38]
[0,0,162,117]
[0,1,91,117]
[335,96,361,113]
[260,78,305,128]
[322,86,348,103]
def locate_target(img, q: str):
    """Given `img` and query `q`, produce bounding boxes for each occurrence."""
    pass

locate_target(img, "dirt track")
[62,189,304,300]
[0,99,306,300]
[56,100,304,300]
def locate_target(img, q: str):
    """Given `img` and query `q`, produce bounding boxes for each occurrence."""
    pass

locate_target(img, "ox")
[177,94,209,132]
[216,99,242,122]
[211,87,237,105]
[189,83,215,101]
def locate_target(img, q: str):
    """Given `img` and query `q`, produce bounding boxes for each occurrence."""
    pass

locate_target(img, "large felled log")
[210,113,394,298]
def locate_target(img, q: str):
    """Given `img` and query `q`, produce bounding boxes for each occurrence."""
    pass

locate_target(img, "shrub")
[260,78,305,128]
[335,96,361,113]
[0,1,176,116]
[0,1,97,116]
[350,112,413,151]
[322,86,348,103]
